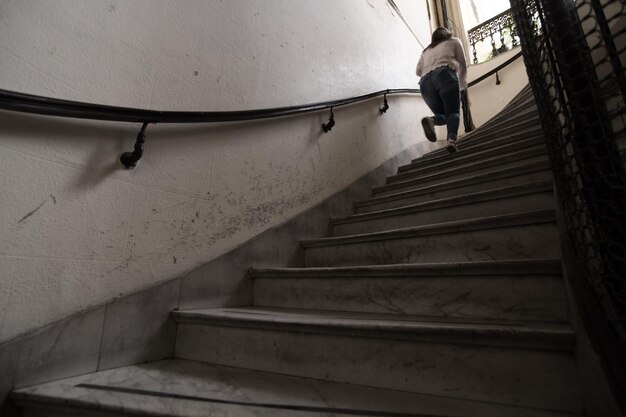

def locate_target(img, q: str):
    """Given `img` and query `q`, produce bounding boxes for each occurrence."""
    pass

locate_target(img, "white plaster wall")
[461,47,529,134]
[0,0,433,342]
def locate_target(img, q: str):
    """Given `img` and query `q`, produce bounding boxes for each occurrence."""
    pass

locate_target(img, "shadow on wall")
[0,111,130,190]
[0,102,341,189]
[0,108,330,196]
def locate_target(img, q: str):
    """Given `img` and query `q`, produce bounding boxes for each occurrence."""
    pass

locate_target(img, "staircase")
[11,87,585,417]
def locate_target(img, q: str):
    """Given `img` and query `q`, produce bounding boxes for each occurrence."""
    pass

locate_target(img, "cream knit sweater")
[416,38,468,90]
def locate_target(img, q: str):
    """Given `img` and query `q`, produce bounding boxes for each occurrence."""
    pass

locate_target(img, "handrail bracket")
[379,90,389,114]
[322,108,335,132]
[120,122,149,169]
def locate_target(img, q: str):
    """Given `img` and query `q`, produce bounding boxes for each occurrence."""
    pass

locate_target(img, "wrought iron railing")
[467,7,540,64]
[510,0,626,413]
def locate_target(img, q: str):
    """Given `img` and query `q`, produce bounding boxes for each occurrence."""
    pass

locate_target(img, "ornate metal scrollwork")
[467,8,529,64]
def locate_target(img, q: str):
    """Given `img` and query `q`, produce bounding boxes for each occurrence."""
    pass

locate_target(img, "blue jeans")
[419,67,461,138]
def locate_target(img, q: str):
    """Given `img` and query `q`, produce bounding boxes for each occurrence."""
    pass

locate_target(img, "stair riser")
[480,103,537,128]
[305,223,560,267]
[416,118,541,163]
[398,137,545,178]
[176,324,580,413]
[416,134,534,166]
[336,191,555,236]
[463,111,539,138]
[414,125,542,161]
[375,155,548,197]
[390,147,547,185]
[357,170,553,213]
[254,274,567,322]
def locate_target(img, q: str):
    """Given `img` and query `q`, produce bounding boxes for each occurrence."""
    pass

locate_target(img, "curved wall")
[462,47,529,133]
[0,0,434,342]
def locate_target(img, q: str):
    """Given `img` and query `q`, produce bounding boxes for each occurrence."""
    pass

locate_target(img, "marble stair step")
[333,181,554,236]
[480,96,537,127]
[398,135,545,178]
[415,112,540,163]
[472,100,537,125]
[356,160,552,213]
[490,85,535,110]
[498,92,536,115]
[415,124,540,166]
[459,103,538,136]
[409,125,543,170]
[12,359,582,417]
[302,209,559,267]
[173,307,581,413]
[387,144,548,187]
[251,259,567,322]
[374,152,548,198]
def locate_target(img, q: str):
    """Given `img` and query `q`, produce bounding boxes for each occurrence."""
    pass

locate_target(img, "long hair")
[425,27,452,50]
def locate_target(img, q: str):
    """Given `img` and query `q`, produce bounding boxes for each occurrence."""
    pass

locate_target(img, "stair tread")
[392,145,547,183]
[250,258,562,277]
[12,359,581,417]
[415,119,542,162]
[335,180,553,225]
[359,159,551,208]
[375,156,548,197]
[399,135,545,174]
[302,209,556,247]
[173,307,574,348]
[385,146,548,189]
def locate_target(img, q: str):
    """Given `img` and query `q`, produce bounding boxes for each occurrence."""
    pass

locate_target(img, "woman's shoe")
[446,136,458,153]
[421,117,437,142]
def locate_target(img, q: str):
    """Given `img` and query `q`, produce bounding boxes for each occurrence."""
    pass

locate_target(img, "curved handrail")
[0,48,523,126]
[467,51,523,88]
[0,88,418,124]
[0,48,523,170]
[0,87,419,168]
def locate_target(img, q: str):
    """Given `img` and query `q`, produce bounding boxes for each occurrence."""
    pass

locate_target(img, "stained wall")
[0,0,433,342]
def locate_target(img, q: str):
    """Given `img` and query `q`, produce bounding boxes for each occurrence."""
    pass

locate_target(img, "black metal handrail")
[0,88,420,124]
[0,50,525,169]
[467,51,523,88]
[0,87,418,168]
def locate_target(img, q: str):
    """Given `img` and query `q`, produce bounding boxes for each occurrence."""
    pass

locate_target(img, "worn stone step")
[472,101,538,127]
[416,126,538,167]
[405,132,545,177]
[302,209,559,267]
[173,307,581,413]
[251,259,567,322]
[500,93,536,115]
[391,144,547,186]
[11,358,581,417]
[481,95,537,127]
[399,135,545,177]
[334,181,554,236]
[489,85,535,112]
[416,112,541,163]
[404,127,545,172]
[374,149,548,198]
[356,160,552,213]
